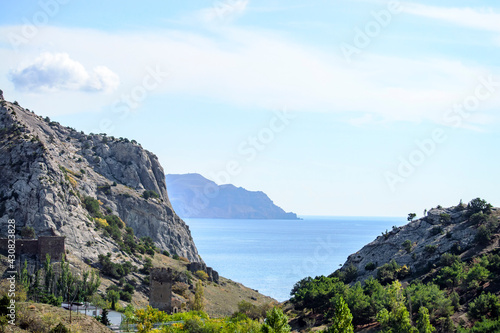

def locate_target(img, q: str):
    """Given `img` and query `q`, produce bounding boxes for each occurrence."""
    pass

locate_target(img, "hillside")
[166,173,298,219]
[0,92,276,324]
[0,92,199,262]
[287,198,500,332]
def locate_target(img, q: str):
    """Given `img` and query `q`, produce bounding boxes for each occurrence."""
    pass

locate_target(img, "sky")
[0,0,499,217]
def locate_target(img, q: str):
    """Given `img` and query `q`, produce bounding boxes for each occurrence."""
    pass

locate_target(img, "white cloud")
[9,52,119,93]
[402,2,500,33]
[0,26,498,125]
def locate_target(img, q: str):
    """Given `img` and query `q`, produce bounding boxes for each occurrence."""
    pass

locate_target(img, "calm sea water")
[185,216,404,302]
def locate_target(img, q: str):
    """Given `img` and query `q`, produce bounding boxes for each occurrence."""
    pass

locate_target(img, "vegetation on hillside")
[289,198,500,332]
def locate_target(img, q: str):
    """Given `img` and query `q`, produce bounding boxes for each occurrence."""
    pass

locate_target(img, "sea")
[185,216,405,302]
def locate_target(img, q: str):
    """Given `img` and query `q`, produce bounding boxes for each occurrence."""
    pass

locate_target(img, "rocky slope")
[166,173,298,219]
[338,203,498,283]
[0,91,200,262]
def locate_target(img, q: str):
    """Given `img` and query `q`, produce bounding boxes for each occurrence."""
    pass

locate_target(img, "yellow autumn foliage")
[95,218,109,228]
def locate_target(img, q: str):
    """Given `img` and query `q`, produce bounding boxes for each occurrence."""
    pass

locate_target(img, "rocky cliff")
[166,173,298,219]
[337,203,498,283]
[0,91,201,262]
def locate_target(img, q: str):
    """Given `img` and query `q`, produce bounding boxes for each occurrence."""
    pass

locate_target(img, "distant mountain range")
[166,173,299,219]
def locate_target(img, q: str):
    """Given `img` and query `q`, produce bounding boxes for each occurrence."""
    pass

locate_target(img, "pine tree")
[325,297,354,333]
[100,308,111,326]
[416,307,435,333]
[262,307,291,333]
[377,281,417,333]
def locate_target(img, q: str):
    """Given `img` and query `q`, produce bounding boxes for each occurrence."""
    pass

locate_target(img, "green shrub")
[467,198,492,217]
[262,307,291,333]
[120,291,132,302]
[83,196,102,218]
[402,240,413,253]
[450,242,463,255]
[470,212,488,225]
[440,253,461,267]
[140,257,153,274]
[435,261,464,288]
[20,226,36,239]
[343,264,358,283]
[365,262,377,271]
[98,254,133,279]
[465,264,490,289]
[430,226,443,236]
[142,190,159,200]
[468,293,500,320]
[461,318,500,333]
[97,184,111,195]
[195,270,209,281]
[424,245,437,254]
[440,213,452,224]
[377,260,409,284]
[476,225,492,244]
[405,282,453,319]
[105,214,123,229]
[49,323,70,333]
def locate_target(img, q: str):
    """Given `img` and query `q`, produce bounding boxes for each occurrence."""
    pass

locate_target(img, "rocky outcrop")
[166,173,299,219]
[0,94,201,262]
[188,262,219,283]
[338,205,490,283]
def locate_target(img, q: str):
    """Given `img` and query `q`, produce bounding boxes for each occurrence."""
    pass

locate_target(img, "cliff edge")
[0,93,201,262]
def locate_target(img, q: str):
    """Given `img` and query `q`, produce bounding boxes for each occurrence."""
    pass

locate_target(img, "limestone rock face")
[0,96,201,262]
[338,206,484,283]
[188,262,219,283]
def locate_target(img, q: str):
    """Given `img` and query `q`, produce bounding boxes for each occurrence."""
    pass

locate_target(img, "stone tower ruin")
[149,267,173,313]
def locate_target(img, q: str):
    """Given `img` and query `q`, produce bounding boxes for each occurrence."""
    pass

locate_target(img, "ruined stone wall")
[38,236,65,261]
[149,268,172,313]
[0,237,65,261]
[0,239,38,257]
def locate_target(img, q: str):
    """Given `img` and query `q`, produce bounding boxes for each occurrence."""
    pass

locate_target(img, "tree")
[468,293,500,320]
[20,226,36,239]
[325,297,354,333]
[467,198,492,217]
[408,213,417,222]
[49,323,70,333]
[192,280,204,311]
[377,281,417,333]
[416,307,435,333]
[100,308,111,326]
[107,290,120,310]
[262,307,291,333]
[44,254,54,295]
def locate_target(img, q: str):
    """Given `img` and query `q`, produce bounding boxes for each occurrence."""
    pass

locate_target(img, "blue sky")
[1,0,499,216]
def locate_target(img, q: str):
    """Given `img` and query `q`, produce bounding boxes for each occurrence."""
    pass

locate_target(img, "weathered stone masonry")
[149,267,173,313]
[0,236,65,261]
